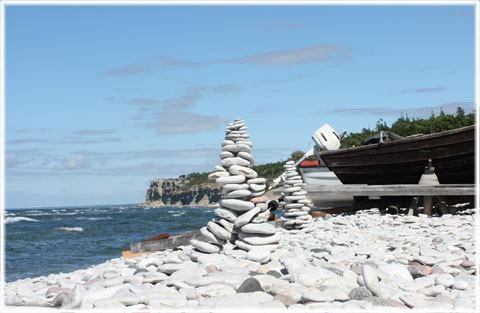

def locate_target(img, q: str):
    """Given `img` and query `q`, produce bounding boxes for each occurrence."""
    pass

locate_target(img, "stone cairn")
[190,118,279,254]
[282,160,313,230]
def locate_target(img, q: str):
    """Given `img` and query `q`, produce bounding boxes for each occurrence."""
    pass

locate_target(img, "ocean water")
[4,205,214,283]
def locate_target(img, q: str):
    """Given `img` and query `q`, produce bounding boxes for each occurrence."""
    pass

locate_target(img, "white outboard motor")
[312,124,341,151]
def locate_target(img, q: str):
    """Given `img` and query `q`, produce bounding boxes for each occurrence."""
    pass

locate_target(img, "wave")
[56,227,83,232]
[171,212,186,217]
[76,217,112,221]
[5,217,39,224]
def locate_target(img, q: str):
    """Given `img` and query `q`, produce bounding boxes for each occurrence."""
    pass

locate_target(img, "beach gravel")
[4,208,476,310]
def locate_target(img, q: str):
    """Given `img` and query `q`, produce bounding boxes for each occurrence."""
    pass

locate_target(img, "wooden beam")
[304,184,475,197]
[130,230,207,254]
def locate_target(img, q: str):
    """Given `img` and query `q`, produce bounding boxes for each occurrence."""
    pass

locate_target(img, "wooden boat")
[319,125,475,185]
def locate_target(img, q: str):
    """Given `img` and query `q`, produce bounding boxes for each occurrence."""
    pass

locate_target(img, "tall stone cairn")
[190,118,279,254]
[282,160,313,230]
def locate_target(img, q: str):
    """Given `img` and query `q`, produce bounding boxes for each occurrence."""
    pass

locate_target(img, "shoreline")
[3,208,476,311]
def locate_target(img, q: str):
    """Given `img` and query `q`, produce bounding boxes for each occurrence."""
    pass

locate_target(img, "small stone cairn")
[190,118,279,254]
[282,160,313,230]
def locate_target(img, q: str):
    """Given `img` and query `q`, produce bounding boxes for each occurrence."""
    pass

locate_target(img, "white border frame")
[0,1,478,312]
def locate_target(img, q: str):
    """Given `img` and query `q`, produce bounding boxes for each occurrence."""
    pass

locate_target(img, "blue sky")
[4,3,476,208]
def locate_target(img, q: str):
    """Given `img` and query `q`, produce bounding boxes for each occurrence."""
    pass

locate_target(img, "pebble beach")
[4,208,477,311]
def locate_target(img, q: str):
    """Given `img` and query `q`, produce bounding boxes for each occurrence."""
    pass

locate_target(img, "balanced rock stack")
[282,160,313,230]
[190,118,279,254]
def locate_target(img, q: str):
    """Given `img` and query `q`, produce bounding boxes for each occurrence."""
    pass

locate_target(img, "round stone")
[237,278,264,293]
[251,210,270,223]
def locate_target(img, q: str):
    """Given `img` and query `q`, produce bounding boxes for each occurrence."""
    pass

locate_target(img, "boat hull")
[320,126,475,185]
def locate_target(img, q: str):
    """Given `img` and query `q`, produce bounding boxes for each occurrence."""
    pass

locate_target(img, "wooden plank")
[130,230,207,254]
[304,184,475,196]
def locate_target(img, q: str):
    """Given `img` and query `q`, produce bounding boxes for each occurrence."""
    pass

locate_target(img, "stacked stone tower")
[281,160,313,230]
[191,118,279,253]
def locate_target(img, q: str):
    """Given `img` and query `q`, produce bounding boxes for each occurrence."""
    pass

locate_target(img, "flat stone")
[251,210,270,223]
[225,189,252,199]
[235,239,279,252]
[247,249,271,263]
[218,218,235,234]
[250,184,266,192]
[247,178,266,184]
[215,165,227,172]
[237,277,263,293]
[157,263,186,274]
[234,207,261,228]
[452,279,469,290]
[221,157,251,168]
[237,151,255,165]
[362,264,382,297]
[220,151,235,159]
[199,227,226,245]
[191,239,222,254]
[184,276,226,287]
[238,232,281,245]
[208,171,230,180]
[435,273,455,288]
[229,165,258,179]
[214,208,238,223]
[220,199,255,212]
[222,183,249,192]
[216,175,246,185]
[222,144,252,154]
[187,284,236,300]
[207,221,232,241]
[240,223,276,235]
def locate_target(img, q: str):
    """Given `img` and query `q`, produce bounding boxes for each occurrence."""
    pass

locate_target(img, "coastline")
[4,208,476,311]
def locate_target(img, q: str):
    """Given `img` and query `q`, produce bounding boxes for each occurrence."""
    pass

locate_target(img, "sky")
[3,2,477,208]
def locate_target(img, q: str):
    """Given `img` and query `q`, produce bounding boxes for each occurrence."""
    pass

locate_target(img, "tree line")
[340,107,475,148]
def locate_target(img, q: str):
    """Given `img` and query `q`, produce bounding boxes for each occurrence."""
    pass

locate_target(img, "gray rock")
[237,278,263,293]
[267,270,282,279]
[349,286,373,300]
[408,266,425,279]
[364,296,391,306]
[323,267,343,277]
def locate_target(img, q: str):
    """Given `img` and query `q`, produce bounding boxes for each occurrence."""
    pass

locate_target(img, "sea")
[4,204,215,283]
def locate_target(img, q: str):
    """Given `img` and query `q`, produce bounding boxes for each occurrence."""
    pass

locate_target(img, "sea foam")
[5,217,39,224]
[57,227,83,232]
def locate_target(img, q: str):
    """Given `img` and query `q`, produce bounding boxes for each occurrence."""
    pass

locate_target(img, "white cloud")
[145,112,229,134]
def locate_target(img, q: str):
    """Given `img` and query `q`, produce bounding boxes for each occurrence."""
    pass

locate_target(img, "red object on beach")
[141,233,170,243]
[299,160,319,168]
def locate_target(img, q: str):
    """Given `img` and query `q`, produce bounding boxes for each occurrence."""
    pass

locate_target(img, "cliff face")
[140,178,222,207]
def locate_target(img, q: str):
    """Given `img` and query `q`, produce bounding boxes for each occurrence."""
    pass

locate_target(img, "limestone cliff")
[139,178,222,207]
